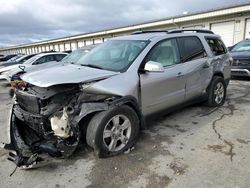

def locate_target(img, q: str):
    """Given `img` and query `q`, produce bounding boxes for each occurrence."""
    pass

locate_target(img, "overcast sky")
[0,0,249,47]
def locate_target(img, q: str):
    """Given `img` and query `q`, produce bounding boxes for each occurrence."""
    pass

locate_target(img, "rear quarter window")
[205,38,227,56]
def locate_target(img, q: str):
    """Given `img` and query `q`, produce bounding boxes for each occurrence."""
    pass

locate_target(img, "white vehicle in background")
[0,52,67,81]
[8,45,97,96]
[8,45,97,81]
[0,54,36,68]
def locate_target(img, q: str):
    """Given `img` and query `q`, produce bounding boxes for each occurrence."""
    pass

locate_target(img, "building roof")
[1,2,250,50]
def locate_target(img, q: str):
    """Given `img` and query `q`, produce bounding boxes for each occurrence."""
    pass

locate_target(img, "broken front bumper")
[3,104,80,168]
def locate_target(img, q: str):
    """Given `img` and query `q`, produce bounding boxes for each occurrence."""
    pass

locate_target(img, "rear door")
[177,36,210,101]
[140,38,186,116]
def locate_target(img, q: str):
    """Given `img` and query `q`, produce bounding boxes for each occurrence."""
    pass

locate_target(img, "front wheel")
[86,105,139,157]
[206,76,226,107]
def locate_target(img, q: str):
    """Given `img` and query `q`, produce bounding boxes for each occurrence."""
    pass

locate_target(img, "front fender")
[75,96,145,128]
[75,102,109,123]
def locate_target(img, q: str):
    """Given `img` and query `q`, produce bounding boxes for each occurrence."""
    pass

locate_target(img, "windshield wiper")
[81,64,104,70]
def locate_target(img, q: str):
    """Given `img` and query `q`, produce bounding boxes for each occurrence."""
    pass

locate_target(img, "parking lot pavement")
[0,79,249,188]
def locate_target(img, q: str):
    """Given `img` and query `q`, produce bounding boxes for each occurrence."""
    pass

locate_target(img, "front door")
[140,38,186,116]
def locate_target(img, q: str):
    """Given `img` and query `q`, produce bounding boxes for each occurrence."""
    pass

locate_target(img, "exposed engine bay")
[5,83,117,168]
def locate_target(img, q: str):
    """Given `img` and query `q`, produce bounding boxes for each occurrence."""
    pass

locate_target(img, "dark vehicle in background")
[0,54,36,68]
[0,54,18,62]
[230,39,250,77]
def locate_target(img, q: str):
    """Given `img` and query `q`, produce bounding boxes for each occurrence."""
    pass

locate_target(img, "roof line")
[1,1,250,50]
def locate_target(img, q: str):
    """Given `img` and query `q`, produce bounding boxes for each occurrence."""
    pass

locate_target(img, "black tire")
[86,105,139,158]
[206,76,226,107]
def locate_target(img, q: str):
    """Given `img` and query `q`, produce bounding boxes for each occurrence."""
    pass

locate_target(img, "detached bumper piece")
[8,152,42,169]
[6,104,79,168]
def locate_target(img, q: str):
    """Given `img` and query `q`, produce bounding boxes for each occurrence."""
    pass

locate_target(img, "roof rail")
[167,29,214,34]
[131,29,214,35]
[131,30,168,35]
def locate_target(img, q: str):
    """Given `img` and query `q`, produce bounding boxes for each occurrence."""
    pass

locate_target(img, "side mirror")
[144,61,164,72]
[227,46,232,52]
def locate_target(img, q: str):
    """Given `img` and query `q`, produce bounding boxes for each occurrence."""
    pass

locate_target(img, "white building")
[1,2,250,55]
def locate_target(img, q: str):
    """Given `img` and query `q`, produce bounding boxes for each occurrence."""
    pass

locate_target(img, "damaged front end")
[3,83,114,168]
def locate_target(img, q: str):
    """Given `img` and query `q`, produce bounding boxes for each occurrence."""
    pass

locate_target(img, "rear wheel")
[206,76,226,107]
[86,105,139,157]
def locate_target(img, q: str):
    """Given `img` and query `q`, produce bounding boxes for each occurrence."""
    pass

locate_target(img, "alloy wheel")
[214,82,225,104]
[103,114,132,152]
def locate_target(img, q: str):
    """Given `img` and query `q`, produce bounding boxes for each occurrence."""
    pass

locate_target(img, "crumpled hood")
[6,61,60,80]
[230,51,250,60]
[21,64,119,87]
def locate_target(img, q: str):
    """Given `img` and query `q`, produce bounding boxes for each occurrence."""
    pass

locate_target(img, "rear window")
[177,36,206,62]
[206,38,227,56]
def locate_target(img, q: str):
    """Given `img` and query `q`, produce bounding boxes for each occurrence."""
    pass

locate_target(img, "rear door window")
[33,55,54,65]
[45,55,55,62]
[34,56,46,65]
[177,36,206,62]
[206,38,227,56]
[54,54,66,61]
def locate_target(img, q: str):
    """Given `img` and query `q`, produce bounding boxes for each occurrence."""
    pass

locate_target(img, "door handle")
[176,72,184,78]
[203,62,210,68]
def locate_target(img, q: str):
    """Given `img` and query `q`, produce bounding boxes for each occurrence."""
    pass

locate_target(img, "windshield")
[15,55,29,63]
[61,48,90,63]
[6,55,22,63]
[77,40,148,72]
[231,40,250,52]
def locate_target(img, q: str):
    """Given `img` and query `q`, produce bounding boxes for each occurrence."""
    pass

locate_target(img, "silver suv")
[3,29,232,168]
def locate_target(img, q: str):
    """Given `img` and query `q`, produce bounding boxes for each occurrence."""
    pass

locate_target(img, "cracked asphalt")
[0,79,250,188]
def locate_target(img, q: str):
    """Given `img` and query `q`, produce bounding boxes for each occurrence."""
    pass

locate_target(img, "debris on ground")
[169,159,187,176]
